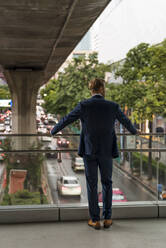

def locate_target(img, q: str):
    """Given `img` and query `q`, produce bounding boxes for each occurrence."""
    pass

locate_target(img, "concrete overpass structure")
[0,0,111,134]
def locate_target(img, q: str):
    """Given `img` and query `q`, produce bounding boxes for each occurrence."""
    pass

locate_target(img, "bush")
[132,152,166,179]
[0,190,48,205]
[15,190,32,199]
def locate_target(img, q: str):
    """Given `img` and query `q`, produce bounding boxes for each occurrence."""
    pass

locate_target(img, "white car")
[72,157,84,171]
[57,176,81,196]
[47,114,54,120]
[0,148,5,161]
[0,124,5,132]
[5,125,11,133]
[5,120,10,125]
[38,127,47,134]
[41,136,52,142]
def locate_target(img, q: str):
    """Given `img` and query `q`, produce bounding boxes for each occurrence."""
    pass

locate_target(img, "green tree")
[105,83,124,106]
[41,52,110,116]
[3,139,44,192]
[0,85,11,99]
[115,43,151,83]
[109,40,166,180]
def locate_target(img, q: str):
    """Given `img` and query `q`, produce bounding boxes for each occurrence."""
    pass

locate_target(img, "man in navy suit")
[51,78,137,229]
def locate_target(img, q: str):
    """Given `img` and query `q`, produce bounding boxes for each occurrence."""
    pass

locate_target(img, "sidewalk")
[141,136,166,165]
[0,219,166,248]
[114,160,158,196]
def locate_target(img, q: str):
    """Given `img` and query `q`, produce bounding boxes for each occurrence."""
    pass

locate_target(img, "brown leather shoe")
[88,219,101,230]
[103,219,113,228]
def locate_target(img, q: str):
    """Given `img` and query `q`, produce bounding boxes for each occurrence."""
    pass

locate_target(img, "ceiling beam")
[44,0,79,73]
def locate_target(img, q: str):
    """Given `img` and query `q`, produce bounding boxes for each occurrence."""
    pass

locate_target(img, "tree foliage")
[108,40,166,180]
[109,40,166,123]
[115,43,151,83]
[0,85,11,99]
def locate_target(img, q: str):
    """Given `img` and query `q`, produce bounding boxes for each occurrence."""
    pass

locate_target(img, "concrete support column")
[4,70,44,134]
[4,70,45,150]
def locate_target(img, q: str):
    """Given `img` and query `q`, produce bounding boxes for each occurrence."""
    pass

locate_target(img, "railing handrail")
[0,132,166,136]
[1,148,166,153]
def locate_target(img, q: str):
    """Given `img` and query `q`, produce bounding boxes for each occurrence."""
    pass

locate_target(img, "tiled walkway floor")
[0,218,166,248]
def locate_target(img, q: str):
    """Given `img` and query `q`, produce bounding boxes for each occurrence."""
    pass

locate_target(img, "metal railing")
[0,133,166,223]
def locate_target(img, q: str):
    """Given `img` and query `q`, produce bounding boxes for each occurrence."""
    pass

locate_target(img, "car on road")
[0,148,5,161]
[57,138,70,148]
[159,189,166,200]
[98,188,127,202]
[45,145,57,159]
[0,153,5,161]
[38,127,48,134]
[41,136,52,142]
[72,157,84,172]
[48,119,57,125]
[4,120,10,125]
[46,125,52,131]
[0,123,5,132]
[5,125,11,133]
[57,176,81,196]
[43,119,48,125]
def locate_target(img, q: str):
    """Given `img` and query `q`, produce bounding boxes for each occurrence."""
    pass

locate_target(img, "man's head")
[89,78,105,97]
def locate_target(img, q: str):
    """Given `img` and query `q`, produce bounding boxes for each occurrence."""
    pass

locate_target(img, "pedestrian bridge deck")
[0,218,165,248]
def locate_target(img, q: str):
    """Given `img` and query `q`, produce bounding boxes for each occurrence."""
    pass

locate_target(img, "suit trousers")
[83,155,113,222]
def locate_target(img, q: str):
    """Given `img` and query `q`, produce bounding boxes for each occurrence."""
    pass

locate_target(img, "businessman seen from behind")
[51,78,138,230]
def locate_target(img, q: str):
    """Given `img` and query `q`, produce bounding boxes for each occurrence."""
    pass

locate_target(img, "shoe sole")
[103,222,113,228]
[95,225,101,230]
[88,224,101,230]
[104,222,113,228]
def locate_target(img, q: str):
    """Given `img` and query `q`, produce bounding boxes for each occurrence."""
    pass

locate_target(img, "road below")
[46,152,155,205]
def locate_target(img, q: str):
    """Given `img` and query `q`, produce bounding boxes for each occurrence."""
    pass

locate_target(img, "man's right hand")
[136,129,141,135]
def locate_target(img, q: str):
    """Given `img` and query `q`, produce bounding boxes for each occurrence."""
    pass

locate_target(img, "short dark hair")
[89,78,105,92]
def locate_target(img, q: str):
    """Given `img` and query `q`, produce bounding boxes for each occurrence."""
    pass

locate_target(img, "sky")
[91,0,166,63]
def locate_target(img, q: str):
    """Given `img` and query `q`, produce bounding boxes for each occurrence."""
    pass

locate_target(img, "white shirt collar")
[92,93,103,97]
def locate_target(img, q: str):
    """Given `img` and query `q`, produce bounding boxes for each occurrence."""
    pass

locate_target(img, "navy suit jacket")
[51,95,137,157]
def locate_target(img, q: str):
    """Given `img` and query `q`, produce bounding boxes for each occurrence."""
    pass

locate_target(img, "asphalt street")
[46,151,155,205]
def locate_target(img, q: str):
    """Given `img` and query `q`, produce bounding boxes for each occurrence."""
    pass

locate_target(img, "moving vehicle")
[57,138,69,148]
[41,136,52,142]
[57,176,81,196]
[5,120,10,125]
[38,127,47,134]
[48,119,57,125]
[0,124,5,132]
[45,145,57,159]
[98,188,127,202]
[0,148,5,161]
[160,190,166,200]
[43,119,48,125]
[72,157,84,172]
[46,125,52,131]
[5,125,11,133]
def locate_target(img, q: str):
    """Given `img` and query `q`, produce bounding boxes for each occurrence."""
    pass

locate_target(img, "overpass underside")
[0,0,111,133]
